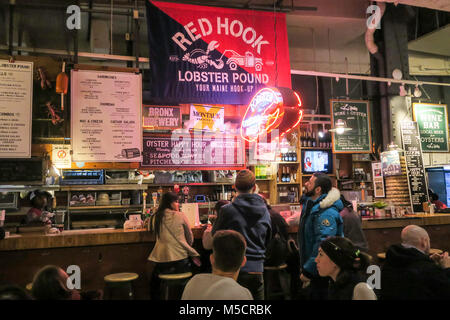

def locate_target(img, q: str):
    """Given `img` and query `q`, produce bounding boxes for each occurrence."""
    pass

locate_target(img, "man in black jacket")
[381,225,450,300]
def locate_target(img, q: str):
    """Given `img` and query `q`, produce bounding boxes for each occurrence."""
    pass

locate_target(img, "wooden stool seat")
[264,264,288,271]
[430,248,443,255]
[158,272,192,280]
[26,283,33,291]
[103,273,139,300]
[377,253,386,260]
[104,272,139,283]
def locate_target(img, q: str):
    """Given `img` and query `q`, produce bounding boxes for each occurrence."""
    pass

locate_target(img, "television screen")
[301,150,332,174]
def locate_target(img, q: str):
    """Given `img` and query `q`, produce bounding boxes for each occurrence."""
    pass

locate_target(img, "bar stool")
[158,272,192,300]
[104,272,139,300]
[264,264,290,300]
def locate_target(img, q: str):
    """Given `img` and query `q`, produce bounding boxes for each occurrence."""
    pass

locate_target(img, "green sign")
[331,100,372,153]
[413,103,449,152]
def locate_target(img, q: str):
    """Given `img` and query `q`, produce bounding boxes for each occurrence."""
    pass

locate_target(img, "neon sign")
[240,87,303,142]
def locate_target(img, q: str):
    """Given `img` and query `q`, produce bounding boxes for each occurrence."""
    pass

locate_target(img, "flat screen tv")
[301,150,333,174]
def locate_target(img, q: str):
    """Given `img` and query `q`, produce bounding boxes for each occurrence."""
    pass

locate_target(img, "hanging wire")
[273,0,278,86]
[110,0,114,54]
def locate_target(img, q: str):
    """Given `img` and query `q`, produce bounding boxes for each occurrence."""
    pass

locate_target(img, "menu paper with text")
[71,70,142,162]
[0,60,33,158]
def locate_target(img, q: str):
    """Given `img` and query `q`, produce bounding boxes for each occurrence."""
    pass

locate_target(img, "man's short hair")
[312,172,332,195]
[234,169,256,193]
[212,230,247,273]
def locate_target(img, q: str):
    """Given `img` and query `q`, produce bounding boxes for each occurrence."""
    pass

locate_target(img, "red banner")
[146,1,291,105]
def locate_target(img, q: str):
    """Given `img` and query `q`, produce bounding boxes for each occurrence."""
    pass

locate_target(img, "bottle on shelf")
[281,167,285,182]
[312,132,317,147]
[285,167,291,182]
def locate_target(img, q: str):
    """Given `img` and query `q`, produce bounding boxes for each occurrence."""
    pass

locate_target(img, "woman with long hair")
[148,192,199,299]
[315,236,376,300]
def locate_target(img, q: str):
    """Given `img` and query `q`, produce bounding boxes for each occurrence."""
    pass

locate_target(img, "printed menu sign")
[71,70,142,162]
[331,100,372,153]
[401,121,429,213]
[371,162,385,198]
[381,151,402,176]
[143,106,181,130]
[0,60,33,158]
[413,103,449,152]
[189,105,224,132]
[142,134,244,168]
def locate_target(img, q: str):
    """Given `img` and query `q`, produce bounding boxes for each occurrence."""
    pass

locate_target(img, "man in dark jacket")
[298,173,344,300]
[212,169,271,300]
[381,225,450,300]
[339,194,369,252]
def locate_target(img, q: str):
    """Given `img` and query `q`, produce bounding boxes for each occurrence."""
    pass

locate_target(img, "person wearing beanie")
[315,236,376,300]
[210,169,271,300]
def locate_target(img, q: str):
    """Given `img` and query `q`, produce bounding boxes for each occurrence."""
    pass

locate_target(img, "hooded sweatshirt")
[212,193,271,273]
[381,244,450,300]
[298,187,344,278]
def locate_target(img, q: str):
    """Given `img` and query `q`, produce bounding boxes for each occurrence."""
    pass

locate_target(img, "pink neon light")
[241,88,303,143]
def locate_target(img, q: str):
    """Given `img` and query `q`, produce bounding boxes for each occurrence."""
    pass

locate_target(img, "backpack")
[265,227,289,267]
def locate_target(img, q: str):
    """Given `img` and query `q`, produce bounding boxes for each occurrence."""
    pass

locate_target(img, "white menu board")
[0,60,33,158]
[71,70,142,162]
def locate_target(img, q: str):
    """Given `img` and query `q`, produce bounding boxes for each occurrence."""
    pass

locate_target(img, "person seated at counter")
[339,194,369,253]
[201,200,229,272]
[315,236,376,300]
[182,230,253,300]
[429,189,448,211]
[25,190,54,225]
[381,225,450,300]
[0,285,32,300]
[147,191,200,300]
[31,265,82,300]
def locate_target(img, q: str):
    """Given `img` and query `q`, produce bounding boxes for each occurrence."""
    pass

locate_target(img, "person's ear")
[315,186,321,195]
[210,253,214,267]
[241,256,247,268]
[252,185,256,192]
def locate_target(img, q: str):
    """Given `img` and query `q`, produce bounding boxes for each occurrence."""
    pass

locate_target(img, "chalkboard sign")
[0,158,44,184]
[142,133,245,169]
[401,121,429,213]
[331,100,372,153]
[412,103,449,152]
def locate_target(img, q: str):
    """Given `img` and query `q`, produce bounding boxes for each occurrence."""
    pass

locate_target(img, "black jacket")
[381,244,450,300]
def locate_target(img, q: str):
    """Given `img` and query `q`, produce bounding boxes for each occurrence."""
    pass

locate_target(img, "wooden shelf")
[147,182,233,186]
[277,162,300,164]
[60,185,147,191]
[277,182,300,185]
[352,160,372,163]
[301,147,332,150]
[69,205,143,211]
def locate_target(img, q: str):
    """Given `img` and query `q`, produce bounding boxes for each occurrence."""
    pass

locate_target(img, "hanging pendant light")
[329,119,351,134]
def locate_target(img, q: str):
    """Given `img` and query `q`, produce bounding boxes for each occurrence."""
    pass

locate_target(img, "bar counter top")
[1,214,449,252]
[0,226,208,252]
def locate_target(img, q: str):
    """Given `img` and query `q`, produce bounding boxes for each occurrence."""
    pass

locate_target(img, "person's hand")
[300,273,310,283]
[439,252,450,269]
[208,214,217,224]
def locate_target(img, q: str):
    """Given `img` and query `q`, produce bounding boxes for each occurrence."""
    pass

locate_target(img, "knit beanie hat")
[320,238,361,271]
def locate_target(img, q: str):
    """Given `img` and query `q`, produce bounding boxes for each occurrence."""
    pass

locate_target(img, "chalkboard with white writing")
[401,121,429,213]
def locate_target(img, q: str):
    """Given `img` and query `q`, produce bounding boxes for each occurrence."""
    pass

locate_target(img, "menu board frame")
[0,59,33,158]
[400,121,429,213]
[330,99,372,154]
[142,133,246,170]
[412,103,449,153]
[71,68,142,162]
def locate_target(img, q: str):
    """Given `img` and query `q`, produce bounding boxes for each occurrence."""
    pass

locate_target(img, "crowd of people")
[1,170,449,301]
